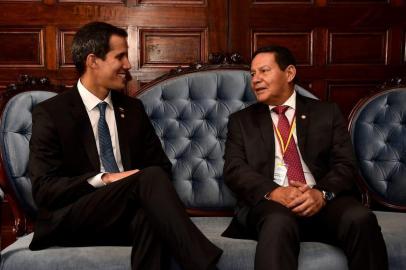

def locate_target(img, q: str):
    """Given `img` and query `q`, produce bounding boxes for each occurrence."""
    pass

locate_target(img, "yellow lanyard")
[273,116,296,157]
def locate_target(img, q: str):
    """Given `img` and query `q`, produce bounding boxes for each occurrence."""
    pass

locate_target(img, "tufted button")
[372,118,379,125]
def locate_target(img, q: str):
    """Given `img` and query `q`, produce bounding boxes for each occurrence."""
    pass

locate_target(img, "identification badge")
[274,163,287,186]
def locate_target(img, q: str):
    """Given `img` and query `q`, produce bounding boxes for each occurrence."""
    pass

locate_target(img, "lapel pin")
[301,115,306,119]
[118,107,125,118]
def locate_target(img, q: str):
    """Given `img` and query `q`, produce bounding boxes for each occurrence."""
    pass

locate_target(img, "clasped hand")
[267,181,326,217]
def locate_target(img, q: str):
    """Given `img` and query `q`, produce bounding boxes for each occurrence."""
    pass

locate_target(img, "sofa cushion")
[376,211,406,269]
[1,216,344,270]
[191,217,348,270]
[2,211,405,270]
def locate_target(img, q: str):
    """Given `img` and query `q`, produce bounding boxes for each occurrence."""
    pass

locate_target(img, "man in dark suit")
[28,21,222,270]
[222,45,387,270]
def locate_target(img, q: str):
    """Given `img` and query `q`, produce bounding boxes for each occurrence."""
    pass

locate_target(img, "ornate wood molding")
[4,74,64,92]
[208,52,245,65]
[379,76,406,90]
[138,52,249,95]
[0,74,66,112]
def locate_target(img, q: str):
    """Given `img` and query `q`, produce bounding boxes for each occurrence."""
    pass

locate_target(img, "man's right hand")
[265,181,311,207]
[101,169,139,184]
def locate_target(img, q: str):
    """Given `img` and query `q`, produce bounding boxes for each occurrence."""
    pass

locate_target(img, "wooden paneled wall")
[1,0,406,113]
[231,0,406,115]
[0,0,228,96]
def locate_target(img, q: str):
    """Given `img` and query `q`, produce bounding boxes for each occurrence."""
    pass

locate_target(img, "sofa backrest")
[137,67,317,213]
[138,69,255,212]
[349,87,406,210]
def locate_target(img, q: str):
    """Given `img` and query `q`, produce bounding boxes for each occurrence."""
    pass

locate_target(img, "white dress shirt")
[269,91,316,187]
[77,80,124,187]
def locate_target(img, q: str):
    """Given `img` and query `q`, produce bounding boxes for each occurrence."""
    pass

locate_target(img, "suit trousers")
[246,196,388,270]
[53,166,222,270]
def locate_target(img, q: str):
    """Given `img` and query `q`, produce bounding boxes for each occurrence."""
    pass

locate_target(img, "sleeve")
[87,173,106,188]
[312,103,358,195]
[223,114,279,207]
[29,105,97,210]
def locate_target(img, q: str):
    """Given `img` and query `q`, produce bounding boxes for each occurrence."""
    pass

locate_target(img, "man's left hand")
[286,187,326,217]
[101,169,140,184]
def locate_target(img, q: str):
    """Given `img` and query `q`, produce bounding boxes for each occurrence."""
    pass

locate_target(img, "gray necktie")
[97,102,119,173]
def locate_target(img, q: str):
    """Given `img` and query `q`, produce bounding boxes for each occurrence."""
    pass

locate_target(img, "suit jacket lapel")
[111,91,131,171]
[69,87,100,170]
[254,104,276,176]
[295,94,310,160]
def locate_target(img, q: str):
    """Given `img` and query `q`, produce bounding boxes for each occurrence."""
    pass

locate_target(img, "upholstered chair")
[349,84,406,269]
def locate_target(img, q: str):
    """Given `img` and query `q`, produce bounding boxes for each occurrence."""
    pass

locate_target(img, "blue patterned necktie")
[97,102,119,173]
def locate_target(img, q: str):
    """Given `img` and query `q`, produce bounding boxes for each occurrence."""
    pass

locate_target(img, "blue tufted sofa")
[0,67,406,270]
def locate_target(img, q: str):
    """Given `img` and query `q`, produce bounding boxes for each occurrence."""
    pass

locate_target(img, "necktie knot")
[273,105,289,115]
[97,102,108,117]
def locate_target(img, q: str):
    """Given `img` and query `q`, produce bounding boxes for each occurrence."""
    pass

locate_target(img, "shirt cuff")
[87,172,106,188]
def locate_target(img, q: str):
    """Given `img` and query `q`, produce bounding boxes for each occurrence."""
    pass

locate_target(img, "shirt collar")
[77,79,113,112]
[268,90,296,111]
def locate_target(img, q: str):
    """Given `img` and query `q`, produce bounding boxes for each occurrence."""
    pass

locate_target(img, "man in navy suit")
[222,45,387,270]
[29,21,222,270]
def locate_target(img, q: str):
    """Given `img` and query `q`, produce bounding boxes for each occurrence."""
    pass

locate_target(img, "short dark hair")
[252,45,296,71]
[72,21,128,75]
